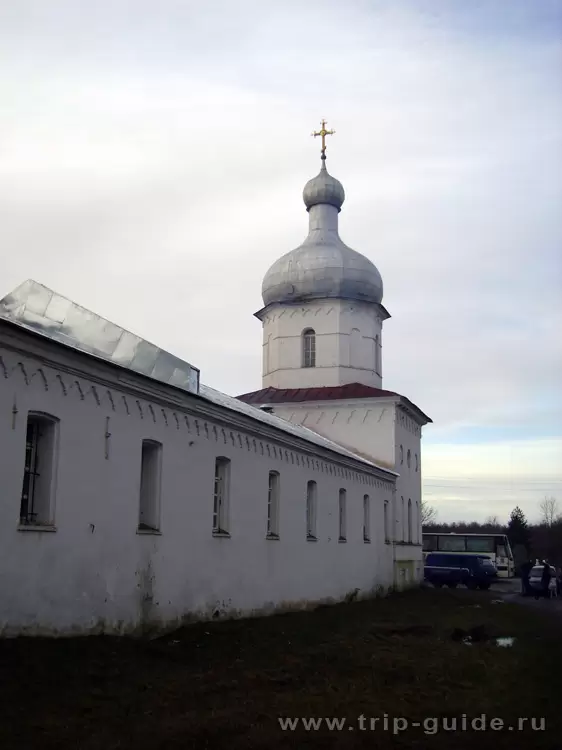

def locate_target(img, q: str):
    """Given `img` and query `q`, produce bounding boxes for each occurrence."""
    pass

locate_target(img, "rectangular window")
[466,536,495,553]
[213,457,231,535]
[438,535,466,552]
[338,489,347,541]
[363,494,371,542]
[20,413,59,526]
[384,500,390,542]
[306,480,317,540]
[267,471,280,538]
[407,499,412,543]
[138,440,162,531]
[423,534,437,551]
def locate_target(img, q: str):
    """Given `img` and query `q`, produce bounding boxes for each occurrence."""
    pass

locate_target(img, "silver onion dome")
[262,161,383,307]
[303,162,345,212]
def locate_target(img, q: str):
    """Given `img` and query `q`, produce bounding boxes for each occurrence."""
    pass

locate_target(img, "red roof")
[237,383,432,423]
[238,383,397,404]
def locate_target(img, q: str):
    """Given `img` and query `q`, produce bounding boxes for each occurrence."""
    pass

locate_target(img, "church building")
[0,127,430,636]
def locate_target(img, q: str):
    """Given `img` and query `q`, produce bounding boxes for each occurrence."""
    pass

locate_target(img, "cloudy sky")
[1,0,561,523]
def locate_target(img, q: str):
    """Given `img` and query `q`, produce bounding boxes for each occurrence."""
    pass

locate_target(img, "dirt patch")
[371,624,434,637]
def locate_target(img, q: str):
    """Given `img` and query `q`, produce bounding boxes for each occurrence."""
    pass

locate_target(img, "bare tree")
[539,496,560,527]
[485,515,499,527]
[421,500,438,526]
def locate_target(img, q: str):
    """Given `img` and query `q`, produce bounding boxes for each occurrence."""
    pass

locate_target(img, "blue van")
[424,553,497,590]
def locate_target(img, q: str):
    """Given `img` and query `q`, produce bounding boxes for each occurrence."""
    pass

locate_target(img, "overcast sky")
[1,0,561,523]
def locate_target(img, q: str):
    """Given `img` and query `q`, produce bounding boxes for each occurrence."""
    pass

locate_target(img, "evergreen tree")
[507,506,531,552]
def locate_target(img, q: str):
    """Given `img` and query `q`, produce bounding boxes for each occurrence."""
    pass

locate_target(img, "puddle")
[460,635,516,647]
[453,626,516,647]
[495,637,515,647]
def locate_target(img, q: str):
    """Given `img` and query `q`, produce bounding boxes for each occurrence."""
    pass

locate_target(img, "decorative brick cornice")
[0,343,394,491]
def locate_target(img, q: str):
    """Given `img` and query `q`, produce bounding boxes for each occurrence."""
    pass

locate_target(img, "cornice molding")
[0,325,395,486]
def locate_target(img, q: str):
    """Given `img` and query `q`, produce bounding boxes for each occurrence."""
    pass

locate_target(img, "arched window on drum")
[302,328,316,368]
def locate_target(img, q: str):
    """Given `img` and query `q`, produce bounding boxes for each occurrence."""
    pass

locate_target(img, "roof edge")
[237,384,432,426]
[255,298,391,321]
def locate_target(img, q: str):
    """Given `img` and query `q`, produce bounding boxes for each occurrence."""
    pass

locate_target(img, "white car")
[528,565,558,597]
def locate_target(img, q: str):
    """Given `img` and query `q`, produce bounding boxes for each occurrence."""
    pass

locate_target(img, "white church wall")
[261,299,383,390]
[269,399,424,586]
[0,325,396,636]
[393,409,423,583]
[394,409,422,545]
[269,400,396,469]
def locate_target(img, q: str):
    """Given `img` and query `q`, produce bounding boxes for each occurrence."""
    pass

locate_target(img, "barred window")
[20,413,59,526]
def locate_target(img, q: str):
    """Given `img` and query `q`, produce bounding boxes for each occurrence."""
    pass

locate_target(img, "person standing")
[520,559,533,596]
[541,561,552,599]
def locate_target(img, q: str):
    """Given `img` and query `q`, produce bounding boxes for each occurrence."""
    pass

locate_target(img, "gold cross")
[311,119,335,159]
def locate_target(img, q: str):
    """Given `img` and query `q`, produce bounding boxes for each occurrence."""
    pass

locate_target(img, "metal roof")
[237,383,432,425]
[0,280,395,476]
[0,280,200,394]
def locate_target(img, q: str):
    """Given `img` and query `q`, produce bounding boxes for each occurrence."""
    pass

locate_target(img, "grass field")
[1,587,561,749]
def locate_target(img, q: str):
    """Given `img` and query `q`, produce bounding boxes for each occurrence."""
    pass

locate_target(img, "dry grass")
[0,588,561,749]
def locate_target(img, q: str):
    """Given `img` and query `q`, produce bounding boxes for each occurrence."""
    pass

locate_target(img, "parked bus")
[422,533,515,578]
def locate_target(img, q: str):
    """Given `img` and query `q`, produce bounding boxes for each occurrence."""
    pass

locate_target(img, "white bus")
[422,533,515,578]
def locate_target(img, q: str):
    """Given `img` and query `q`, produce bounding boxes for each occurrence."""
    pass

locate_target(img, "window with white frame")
[213,457,231,535]
[374,334,380,374]
[384,499,390,542]
[338,488,347,541]
[415,453,419,472]
[415,500,419,543]
[19,413,59,526]
[401,496,405,541]
[399,445,404,465]
[267,471,280,538]
[306,480,317,539]
[407,449,411,468]
[138,440,162,531]
[363,494,371,542]
[302,329,316,368]
[407,498,412,543]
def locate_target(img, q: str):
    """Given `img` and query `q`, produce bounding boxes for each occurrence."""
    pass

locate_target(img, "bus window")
[497,544,507,557]
[466,536,495,553]
[438,536,466,552]
[423,535,437,551]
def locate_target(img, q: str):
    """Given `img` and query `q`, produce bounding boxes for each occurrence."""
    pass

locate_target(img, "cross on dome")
[311,119,335,161]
